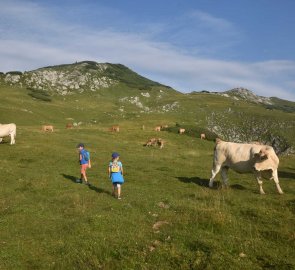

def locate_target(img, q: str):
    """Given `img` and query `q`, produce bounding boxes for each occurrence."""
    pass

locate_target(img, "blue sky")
[1,0,295,100]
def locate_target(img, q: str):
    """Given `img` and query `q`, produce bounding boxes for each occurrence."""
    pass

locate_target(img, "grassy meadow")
[0,84,295,269]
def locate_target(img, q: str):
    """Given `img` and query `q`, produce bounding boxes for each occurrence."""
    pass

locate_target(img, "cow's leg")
[209,164,221,188]
[254,171,265,195]
[10,133,15,145]
[272,169,283,194]
[221,166,229,188]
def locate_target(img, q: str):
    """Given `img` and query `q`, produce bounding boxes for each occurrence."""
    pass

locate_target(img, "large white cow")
[209,138,283,194]
[0,123,16,145]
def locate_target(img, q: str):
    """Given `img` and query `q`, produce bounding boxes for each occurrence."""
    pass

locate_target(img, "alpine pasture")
[1,69,295,269]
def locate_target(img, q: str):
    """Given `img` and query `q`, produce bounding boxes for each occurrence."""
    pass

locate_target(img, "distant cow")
[144,138,164,149]
[161,125,168,129]
[0,123,16,144]
[209,138,283,194]
[110,125,120,132]
[42,125,54,132]
[200,133,206,140]
[66,123,73,129]
[154,126,161,131]
[178,128,185,134]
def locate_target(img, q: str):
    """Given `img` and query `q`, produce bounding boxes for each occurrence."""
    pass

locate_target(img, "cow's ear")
[261,154,268,160]
[254,152,260,158]
[260,149,269,160]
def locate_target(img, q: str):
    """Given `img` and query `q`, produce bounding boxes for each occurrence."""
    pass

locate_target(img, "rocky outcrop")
[1,62,118,95]
[219,87,273,105]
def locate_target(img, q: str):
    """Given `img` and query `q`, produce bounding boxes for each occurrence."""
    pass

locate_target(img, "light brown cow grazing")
[157,138,164,149]
[200,133,206,140]
[42,125,54,132]
[154,126,161,131]
[178,128,185,134]
[66,123,73,129]
[209,138,283,194]
[145,137,157,146]
[110,125,120,132]
[145,138,164,148]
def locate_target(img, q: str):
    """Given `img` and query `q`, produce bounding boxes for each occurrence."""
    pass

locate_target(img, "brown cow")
[209,138,283,194]
[178,128,185,134]
[42,125,54,132]
[110,125,120,132]
[144,138,164,148]
[200,133,206,140]
[66,123,73,129]
[154,126,161,131]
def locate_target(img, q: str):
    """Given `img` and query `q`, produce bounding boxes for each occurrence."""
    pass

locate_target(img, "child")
[77,143,91,185]
[108,152,124,199]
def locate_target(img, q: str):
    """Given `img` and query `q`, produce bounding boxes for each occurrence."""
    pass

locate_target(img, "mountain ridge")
[0,61,171,96]
[1,61,294,106]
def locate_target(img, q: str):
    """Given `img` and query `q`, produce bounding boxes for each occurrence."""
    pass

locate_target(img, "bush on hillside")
[27,88,52,102]
[6,71,23,75]
[206,110,293,154]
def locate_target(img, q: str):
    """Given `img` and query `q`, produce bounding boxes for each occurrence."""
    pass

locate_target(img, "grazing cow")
[66,123,73,129]
[154,126,161,131]
[209,138,283,194]
[144,138,164,148]
[178,128,185,134]
[157,138,164,149]
[145,138,157,146]
[110,125,120,132]
[42,125,54,132]
[0,123,16,145]
[200,133,206,140]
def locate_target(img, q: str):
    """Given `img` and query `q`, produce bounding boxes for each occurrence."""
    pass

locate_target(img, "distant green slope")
[1,62,294,154]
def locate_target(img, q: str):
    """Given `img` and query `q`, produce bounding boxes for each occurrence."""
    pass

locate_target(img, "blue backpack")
[82,150,90,161]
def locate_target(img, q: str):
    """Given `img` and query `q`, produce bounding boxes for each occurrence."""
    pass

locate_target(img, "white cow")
[0,123,16,145]
[209,138,283,194]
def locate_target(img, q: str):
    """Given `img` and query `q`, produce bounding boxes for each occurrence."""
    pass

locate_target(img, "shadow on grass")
[61,174,78,183]
[279,171,295,179]
[230,184,247,190]
[177,176,247,190]
[177,176,220,188]
[61,174,112,196]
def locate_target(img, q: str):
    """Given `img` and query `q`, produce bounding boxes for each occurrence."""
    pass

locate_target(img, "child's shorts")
[80,164,88,174]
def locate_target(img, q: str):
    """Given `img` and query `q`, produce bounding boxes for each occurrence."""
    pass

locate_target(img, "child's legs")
[80,164,88,181]
[117,184,121,197]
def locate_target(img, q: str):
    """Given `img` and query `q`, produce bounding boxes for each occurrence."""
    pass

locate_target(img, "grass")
[0,83,295,269]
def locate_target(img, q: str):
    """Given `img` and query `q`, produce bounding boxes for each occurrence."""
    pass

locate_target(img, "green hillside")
[0,62,295,269]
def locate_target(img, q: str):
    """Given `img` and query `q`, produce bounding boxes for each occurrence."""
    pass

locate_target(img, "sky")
[1,0,295,101]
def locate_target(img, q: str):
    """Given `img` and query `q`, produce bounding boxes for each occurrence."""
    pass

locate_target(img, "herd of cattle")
[0,122,285,194]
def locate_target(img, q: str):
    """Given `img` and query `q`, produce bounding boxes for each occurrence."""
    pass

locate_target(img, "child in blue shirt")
[108,152,124,199]
[77,143,91,185]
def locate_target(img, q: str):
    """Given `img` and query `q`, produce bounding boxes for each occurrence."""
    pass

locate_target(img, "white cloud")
[0,1,294,101]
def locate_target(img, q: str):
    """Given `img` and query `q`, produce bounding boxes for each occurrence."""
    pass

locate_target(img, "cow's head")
[254,149,268,161]
[253,148,275,171]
